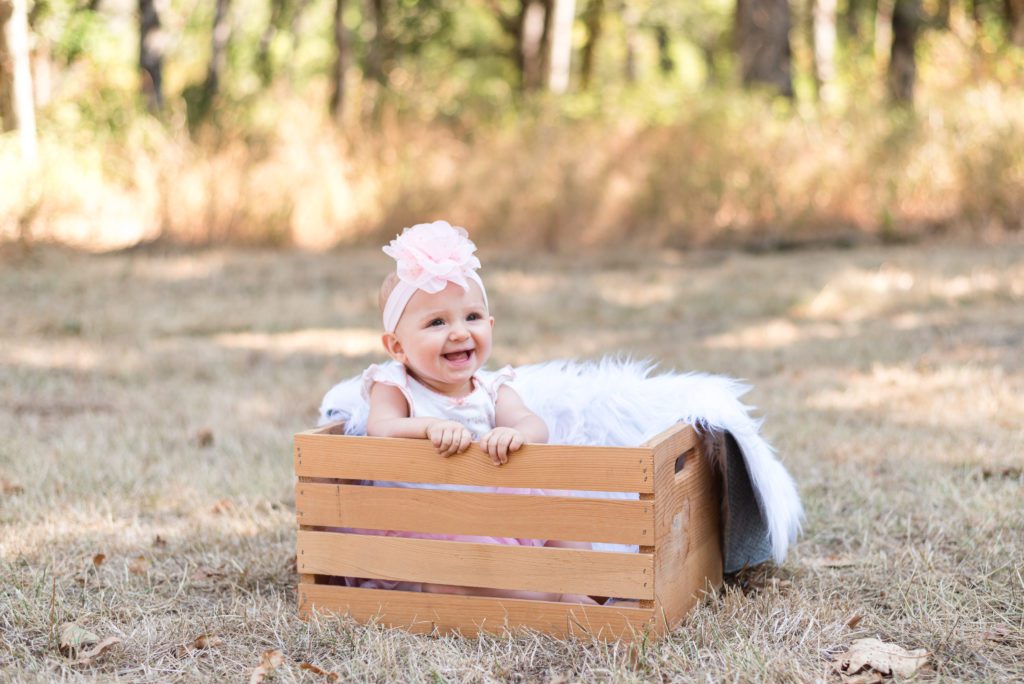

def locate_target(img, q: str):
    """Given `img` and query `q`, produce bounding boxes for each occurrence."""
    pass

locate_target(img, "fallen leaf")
[190,566,227,581]
[832,638,929,681]
[58,623,120,664]
[128,555,151,575]
[981,624,1012,643]
[300,662,339,681]
[808,555,857,569]
[981,466,1023,480]
[59,623,99,657]
[92,554,106,568]
[196,428,214,448]
[1,478,24,495]
[210,499,233,514]
[176,634,224,657]
[153,535,167,548]
[846,614,863,629]
[249,649,284,684]
[840,673,883,684]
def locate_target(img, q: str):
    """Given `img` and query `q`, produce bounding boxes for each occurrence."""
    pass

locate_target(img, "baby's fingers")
[438,428,456,456]
[508,432,524,453]
[480,433,501,465]
[456,429,473,454]
[494,432,514,464]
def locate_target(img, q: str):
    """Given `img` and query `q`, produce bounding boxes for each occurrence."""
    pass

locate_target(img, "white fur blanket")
[319,358,803,570]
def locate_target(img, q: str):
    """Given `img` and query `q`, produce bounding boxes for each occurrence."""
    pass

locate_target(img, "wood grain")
[649,424,723,634]
[298,582,656,640]
[295,483,653,545]
[294,434,654,493]
[297,530,654,599]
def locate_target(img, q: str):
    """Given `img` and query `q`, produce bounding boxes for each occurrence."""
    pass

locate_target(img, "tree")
[810,0,837,103]
[547,0,575,92]
[138,0,165,111]
[518,0,550,91]
[1008,0,1024,45]
[887,0,920,105]
[735,0,794,97]
[622,0,640,82]
[654,25,675,75]
[579,0,603,90]
[203,0,232,105]
[0,0,37,166]
[329,0,346,121]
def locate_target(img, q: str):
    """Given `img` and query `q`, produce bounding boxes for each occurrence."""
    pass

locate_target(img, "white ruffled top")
[360,361,516,440]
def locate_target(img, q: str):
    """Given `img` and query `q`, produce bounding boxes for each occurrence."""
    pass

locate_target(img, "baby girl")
[358,220,593,603]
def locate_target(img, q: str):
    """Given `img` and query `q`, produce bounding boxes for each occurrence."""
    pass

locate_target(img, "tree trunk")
[0,0,37,166]
[1007,0,1024,46]
[256,0,286,85]
[580,0,603,90]
[138,0,164,111]
[329,0,346,121]
[810,0,837,103]
[202,0,232,105]
[547,0,575,92]
[623,0,640,82]
[844,0,861,39]
[518,0,549,91]
[735,0,794,98]
[887,0,919,105]
[366,0,387,84]
[874,0,893,66]
[655,24,674,74]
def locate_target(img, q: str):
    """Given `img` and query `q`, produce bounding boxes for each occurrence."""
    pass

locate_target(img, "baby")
[367,221,546,464]
[360,220,593,603]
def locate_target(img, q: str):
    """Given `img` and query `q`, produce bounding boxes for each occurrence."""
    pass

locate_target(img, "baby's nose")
[449,324,469,340]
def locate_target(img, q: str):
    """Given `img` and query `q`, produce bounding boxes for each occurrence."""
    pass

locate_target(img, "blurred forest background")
[1,0,1022,251]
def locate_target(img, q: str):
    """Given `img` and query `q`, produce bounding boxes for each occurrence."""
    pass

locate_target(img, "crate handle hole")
[674,452,687,474]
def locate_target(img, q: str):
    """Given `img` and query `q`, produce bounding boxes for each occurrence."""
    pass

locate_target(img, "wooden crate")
[294,422,723,641]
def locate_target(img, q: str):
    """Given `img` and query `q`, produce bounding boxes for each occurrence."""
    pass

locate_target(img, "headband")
[382,221,488,333]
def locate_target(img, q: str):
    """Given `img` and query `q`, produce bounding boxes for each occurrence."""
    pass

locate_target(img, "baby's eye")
[467,312,482,321]
[428,318,445,327]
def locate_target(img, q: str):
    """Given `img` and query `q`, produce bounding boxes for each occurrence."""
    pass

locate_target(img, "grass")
[1,240,1022,681]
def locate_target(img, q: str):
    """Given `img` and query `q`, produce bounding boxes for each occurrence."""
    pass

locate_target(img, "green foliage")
[7,0,1024,249]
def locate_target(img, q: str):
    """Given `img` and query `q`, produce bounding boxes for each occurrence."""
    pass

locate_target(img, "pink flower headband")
[381,220,489,332]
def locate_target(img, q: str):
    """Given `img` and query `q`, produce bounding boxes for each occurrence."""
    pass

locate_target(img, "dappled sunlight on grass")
[2,243,1023,680]
[133,253,229,282]
[793,262,1020,323]
[0,340,102,371]
[704,318,845,350]
[806,363,1024,434]
[213,328,382,358]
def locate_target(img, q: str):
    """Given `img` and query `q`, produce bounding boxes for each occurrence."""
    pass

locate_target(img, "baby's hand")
[480,427,524,466]
[425,420,473,457]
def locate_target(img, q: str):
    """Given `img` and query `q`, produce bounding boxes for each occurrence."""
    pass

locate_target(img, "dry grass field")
[1,241,1022,682]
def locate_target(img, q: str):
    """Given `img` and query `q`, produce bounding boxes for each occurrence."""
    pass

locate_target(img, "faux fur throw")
[319,357,803,571]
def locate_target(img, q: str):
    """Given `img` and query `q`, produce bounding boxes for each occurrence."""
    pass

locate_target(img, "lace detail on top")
[360,362,516,440]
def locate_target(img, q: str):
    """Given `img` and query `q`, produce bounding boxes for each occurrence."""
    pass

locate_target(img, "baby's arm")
[366,383,472,457]
[482,385,549,464]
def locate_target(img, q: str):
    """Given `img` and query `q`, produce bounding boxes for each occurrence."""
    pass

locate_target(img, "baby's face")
[385,280,493,396]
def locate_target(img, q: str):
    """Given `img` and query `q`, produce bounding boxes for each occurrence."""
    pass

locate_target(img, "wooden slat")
[298,582,655,640]
[295,483,652,545]
[294,434,653,493]
[649,427,723,634]
[297,530,654,600]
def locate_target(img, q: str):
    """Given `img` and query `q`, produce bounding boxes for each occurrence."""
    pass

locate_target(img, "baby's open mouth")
[443,350,473,363]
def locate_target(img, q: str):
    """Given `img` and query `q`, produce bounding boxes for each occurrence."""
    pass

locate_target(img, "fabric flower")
[383,220,481,293]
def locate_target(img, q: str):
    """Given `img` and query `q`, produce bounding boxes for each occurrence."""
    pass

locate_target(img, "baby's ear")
[381,333,406,363]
